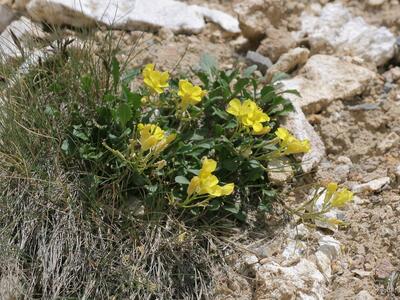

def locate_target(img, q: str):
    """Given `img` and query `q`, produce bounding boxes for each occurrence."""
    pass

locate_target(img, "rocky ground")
[1,0,400,299]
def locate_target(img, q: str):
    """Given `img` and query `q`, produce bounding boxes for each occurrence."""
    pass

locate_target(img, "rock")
[375,259,396,279]
[266,47,309,82]
[229,35,248,51]
[23,0,240,34]
[347,103,380,111]
[242,254,259,265]
[396,165,400,180]
[0,4,16,33]
[352,177,391,193]
[257,27,296,63]
[383,66,400,83]
[245,51,272,74]
[234,0,285,40]
[281,99,326,173]
[355,290,375,300]
[318,236,341,260]
[315,250,332,279]
[368,0,385,6]
[255,259,326,299]
[213,267,253,300]
[280,55,376,114]
[0,17,43,60]
[287,224,310,240]
[267,158,294,185]
[281,239,307,262]
[352,269,372,278]
[294,3,396,66]
[377,132,400,153]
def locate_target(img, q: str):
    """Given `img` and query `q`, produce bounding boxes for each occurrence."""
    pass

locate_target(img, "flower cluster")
[178,79,207,110]
[275,127,310,154]
[226,99,271,135]
[187,158,234,198]
[142,64,169,94]
[324,182,353,208]
[137,123,176,153]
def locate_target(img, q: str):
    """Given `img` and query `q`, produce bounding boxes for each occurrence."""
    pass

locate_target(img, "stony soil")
[2,0,400,298]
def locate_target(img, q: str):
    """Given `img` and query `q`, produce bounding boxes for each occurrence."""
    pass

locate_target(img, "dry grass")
[0,33,226,299]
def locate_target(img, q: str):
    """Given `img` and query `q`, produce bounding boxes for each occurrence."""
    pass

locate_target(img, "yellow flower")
[142,64,169,94]
[330,188,353,208]
[275,127,310,154]
[324,182,338,203]
[137,123,175,152]
[226,99,270,135]
[322,182,353,208]
[187,158,234,197]
[178,79,206,109]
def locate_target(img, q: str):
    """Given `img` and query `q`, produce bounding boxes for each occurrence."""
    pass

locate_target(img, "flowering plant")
[62,57,310,220]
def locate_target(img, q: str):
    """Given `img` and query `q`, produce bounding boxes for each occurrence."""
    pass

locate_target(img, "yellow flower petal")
[221,183,234,195]
[226,98,242,116]
[187,176,200,196]
[201,158,217,174]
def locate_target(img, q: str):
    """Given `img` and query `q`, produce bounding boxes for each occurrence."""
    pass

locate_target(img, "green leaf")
[122,85,141,115]
[221,157,241,172]
[61,139,70,154]
[80,74,93,94]
[72,128,89,141]
[111,56,120,87]
[122,68,140,84]
[271,72,290,83]
[282,89,301,97]
[44,105,57,117]
[224,203,240,214]
[232,78,250,98]
[190,133,204,141]
[116,103,133,128]
[260,85,274,98]
[175,176,190,184]
[199,53,217,74]
[244,65,258,77]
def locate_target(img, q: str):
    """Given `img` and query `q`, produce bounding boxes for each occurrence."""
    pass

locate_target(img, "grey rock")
[347,103,380,111]
[318,236,341,260]
[0,4,16,33]
[356,290,375,300]
[267,158,294,185]
[266,47,309,82]
[245,50,272,74]
[377,132,399,153]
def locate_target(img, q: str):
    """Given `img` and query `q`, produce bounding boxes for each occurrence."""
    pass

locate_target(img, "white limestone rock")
[281,99,326,173]
[281,55,376,114]
[352,177,391,193]
[0,17,42,60]
[282,239,307,262]
[256,259,326,300]
[318,236,341,260]
[315,250,332,279]
[24,0,240,34]
[294,3,396,66]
